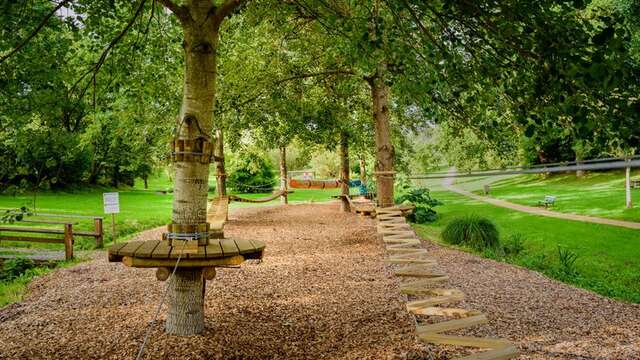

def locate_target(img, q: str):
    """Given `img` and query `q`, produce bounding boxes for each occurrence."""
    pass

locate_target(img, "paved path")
[444,168,640,230]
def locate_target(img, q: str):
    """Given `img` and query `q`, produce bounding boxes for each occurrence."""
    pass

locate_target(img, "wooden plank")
[411,306,480,317]
[399,277,450,295]
[109,242,128,254]
[117,241,146,257]
[0,235,63,244]
[220,239,239,256]
[0,226,64,234]
[419,333,512,349]
[151,241,172,259]
[122,254,244,268]
[249,239,266,252]
[205,241,224,258]
[406,289,466,310]
[188,245,208,259]
[234,238,256,254]
[73,230,100,238]
[133,240,160,257]
[416,314,488,335]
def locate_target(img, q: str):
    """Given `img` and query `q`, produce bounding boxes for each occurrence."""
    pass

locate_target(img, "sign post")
[103,192,120,243]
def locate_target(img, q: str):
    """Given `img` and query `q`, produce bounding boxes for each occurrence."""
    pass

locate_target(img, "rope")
[229,190,287,203]
[135,240,187,360]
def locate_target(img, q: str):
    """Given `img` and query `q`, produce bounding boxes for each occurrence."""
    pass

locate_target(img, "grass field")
[414,190,640,303]
[456,171,640,222]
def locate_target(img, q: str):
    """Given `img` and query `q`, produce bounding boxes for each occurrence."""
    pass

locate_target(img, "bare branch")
[0,0,72,65]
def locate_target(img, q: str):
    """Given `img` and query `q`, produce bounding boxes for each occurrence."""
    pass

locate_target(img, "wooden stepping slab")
[108,238,265,268]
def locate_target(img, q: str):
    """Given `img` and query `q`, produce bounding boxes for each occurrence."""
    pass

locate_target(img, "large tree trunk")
[166,0,220,336]
[339,132,350,212]
[215,128,226,196]
[279,146,288,205]
[368,74,395,208]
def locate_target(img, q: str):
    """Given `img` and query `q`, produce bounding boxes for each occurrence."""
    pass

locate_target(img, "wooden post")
[359,156,366,185]
[94,217,103,248]
[626,163,633,209]
[111,213,116,244]
[279,146,288,205]
[64,223,73,261]
[215,129,227,196]
[340,132,351,212]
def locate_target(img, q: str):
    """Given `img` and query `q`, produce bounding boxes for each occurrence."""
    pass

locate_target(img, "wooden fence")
[0,217,103,261]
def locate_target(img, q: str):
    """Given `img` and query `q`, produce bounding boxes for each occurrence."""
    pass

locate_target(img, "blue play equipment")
[347,179,368,196]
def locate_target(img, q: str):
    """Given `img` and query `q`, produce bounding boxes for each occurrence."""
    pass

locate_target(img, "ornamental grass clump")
[442,215,500,251]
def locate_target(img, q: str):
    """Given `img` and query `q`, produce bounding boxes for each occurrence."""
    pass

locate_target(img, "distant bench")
[537,195,556,208]
[632,178,640,189]
[0,217,104,261]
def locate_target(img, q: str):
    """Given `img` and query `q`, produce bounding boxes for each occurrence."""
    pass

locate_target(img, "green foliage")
[502,233,526,256]
[308,150,340,178]
[0,207,30,223]
[557,246,580,276]
[441,215,500,251]
[396,187,442,224]
[0,258,37,282]
[228,151,276,193]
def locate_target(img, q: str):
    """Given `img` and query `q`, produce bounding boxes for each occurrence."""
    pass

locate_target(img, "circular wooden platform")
[107,238,265,268]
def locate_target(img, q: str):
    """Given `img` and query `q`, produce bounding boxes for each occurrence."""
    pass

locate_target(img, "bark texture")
[369,75,395,208]
[215,128,227,196]
[279,146,288,205]
[166,269,205,336]
[340,133,351,212]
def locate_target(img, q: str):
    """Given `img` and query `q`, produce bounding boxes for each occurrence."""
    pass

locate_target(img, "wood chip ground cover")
[0,203,637,359]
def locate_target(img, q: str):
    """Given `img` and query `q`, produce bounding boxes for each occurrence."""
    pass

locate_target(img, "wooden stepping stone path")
[374,207,518,360]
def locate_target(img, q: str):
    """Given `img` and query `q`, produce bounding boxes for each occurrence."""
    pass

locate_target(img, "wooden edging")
[373,208,518,360]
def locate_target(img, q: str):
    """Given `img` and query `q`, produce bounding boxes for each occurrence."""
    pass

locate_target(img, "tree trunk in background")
[279,146,288,205]
[359,156,366,185]
[626,164,633,209]
[166,0,220,336]
[368,74,395,208]
[340,132,350,212]
[215,128,226,196]
[143,176,148,189]
[575,155,584,178]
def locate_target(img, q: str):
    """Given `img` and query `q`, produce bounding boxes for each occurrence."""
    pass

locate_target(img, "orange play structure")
[289,178,341,189]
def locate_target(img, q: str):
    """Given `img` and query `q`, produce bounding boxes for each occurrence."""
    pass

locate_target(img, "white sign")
[103,192,120,214]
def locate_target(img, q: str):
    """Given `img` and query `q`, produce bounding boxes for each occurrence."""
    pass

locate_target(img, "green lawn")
[414,190,640,303]
[464,171,640,222]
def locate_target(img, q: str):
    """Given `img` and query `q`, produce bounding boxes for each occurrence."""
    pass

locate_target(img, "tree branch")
[157,0,189,22]
[0,0,72,65]
[213,0,247,28]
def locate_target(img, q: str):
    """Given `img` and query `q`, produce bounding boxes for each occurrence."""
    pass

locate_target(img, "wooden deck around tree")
[108,238,265,267]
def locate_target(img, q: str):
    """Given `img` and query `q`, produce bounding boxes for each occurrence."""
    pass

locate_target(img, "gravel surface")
[0,203,638,359]
[420,240,640,359]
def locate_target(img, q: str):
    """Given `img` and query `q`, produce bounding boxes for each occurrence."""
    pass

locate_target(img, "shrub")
[441,215,500,251]
[396,188,442,224]
[503,233,526,256]
[227,152,276,193]
[557,246,579,276]
[0,258,37,282]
